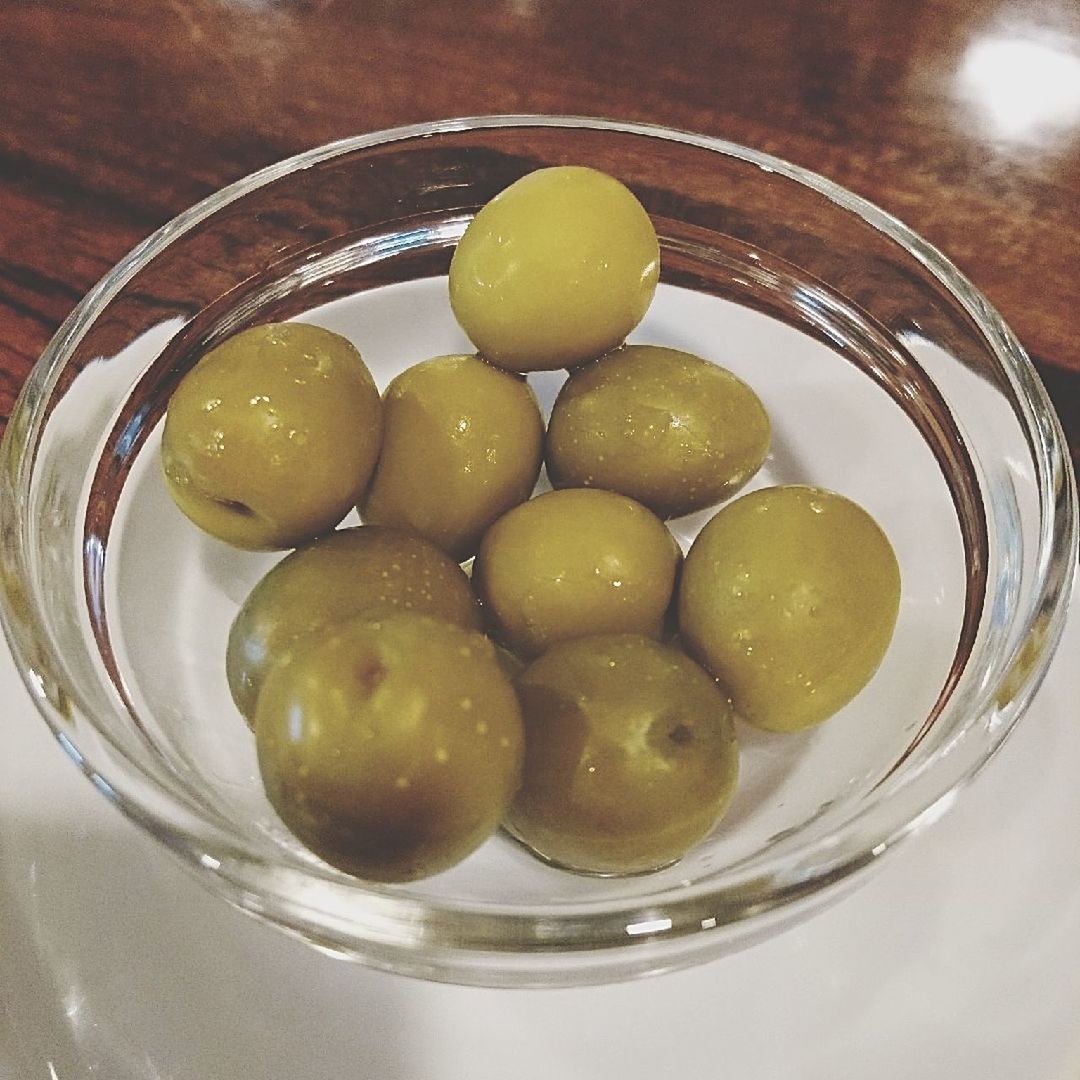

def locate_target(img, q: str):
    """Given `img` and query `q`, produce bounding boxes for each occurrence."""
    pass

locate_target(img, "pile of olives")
[162,165,901,883]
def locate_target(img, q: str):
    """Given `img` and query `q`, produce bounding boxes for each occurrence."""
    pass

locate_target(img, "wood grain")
[1,0,1077,455]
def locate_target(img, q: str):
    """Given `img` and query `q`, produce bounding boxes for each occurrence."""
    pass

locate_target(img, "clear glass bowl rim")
[1,114,1076,968]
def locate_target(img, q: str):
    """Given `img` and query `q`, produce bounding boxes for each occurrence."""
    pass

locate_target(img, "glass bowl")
[1,116,1075,988]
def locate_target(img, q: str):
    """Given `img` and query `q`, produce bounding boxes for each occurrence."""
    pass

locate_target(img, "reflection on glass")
[958,34,1080,141]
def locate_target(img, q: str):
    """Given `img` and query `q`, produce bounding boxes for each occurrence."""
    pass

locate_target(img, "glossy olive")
[546,344,771,518]
[448,166,660,372]
[255,613,524,882]
[473,488,681,659]
[226,525,483,722]
[678,485,901,732]
[360,354,544,561]
[506,634,739,875]
[161,322,382,549]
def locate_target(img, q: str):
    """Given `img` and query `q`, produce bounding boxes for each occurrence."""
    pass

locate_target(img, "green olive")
[360,354,544,561]
[448,166,660,372]
[678,485,901,732]
[473,488,681,659]
[162,322,382,549]
[255,613,524,882]
[506,634,739,875]
[546,344,770,518]
[226,525,483,723]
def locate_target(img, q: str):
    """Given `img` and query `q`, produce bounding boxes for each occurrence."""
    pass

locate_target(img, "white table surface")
[1,578,1078,1080]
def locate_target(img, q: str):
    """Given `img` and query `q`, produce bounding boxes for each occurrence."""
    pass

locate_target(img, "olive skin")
[226,525,483,723]
[678,485,901,732]
[448,166,660,372]
[161,322,382,550]
[360,354,544,561]
[473,488,681,659]
[546,344,771,518]
[506,635,740,875]
[255,614,525,882]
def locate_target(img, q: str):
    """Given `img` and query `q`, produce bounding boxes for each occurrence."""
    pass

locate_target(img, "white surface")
[5,270,1075,1069]
[0,578,1077,1079]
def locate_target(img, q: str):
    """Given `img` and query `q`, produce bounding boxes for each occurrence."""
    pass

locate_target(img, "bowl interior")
[102,269,967,896]
[4,118,1072,984]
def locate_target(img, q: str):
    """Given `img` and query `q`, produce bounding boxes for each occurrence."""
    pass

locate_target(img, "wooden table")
[2,0,1077,459]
